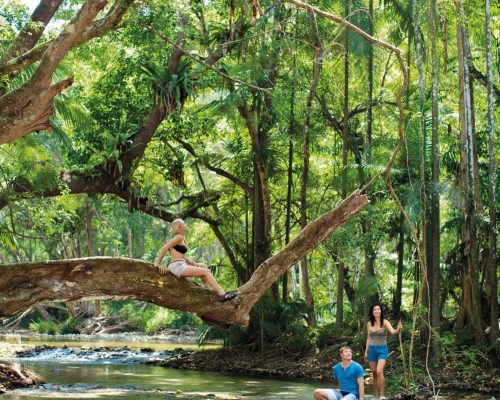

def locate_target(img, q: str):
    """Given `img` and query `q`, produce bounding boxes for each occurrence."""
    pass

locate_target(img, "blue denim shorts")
[367,344,389,362]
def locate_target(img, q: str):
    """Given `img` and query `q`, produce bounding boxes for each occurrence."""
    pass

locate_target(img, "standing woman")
[364,304,402,400]
[156,219,237,302]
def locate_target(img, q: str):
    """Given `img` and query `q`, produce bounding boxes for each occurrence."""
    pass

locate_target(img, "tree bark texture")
[0,191,368,327]
[0,0,110,143]
[1,0,64,64]
[0,0,133,144]
[429,0,441,358]
[484,0,498,347]
[455,0,485,345]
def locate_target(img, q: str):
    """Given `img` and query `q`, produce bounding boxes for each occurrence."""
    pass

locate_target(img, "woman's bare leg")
[180,266,225,295]
[369,361,379,398]
[376,359,387,398]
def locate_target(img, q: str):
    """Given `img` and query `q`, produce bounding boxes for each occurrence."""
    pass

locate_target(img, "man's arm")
[357,376,364,400]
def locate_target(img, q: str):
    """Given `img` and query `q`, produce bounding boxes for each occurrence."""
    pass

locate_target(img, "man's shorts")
[324,389,357,400]
[367,344,389,362]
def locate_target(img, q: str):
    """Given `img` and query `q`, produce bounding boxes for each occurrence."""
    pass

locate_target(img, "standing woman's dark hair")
[369,303,385,326]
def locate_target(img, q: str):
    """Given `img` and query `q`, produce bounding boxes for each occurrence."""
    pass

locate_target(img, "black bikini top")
[172,244,188,254]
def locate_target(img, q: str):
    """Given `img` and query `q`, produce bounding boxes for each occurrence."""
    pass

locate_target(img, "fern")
[141,59,193,109]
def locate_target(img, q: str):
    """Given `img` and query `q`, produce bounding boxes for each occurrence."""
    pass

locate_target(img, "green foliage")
[145,308,203,334]
[0,0,498,375]
[29,319,60,335]
[141,59,193,109]
[60,318,82,335]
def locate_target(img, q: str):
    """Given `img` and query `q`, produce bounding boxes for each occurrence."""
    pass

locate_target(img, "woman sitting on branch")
[156,219,237,302]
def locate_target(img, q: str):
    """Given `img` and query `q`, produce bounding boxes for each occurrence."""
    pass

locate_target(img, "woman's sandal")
[218,291,237,302]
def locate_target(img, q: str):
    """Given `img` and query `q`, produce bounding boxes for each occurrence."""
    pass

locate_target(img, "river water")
[0,334,319,399]
[0,335,496,399]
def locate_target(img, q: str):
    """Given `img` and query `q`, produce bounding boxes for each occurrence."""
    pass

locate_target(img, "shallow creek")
[0,334,318,399]
[0,335,495,399]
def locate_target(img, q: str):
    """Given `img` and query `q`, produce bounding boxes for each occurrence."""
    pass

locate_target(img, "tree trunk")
[440,8,448,74]
[429,0,441,360]
[484,0,499,347]
[413,0,432,347]
[337,0,351,328]
[393,212,404,318]
[455,0,485,345]
[284,52,297,303]
[0,0,110,143]
[300,20,322,327]
[362,0,378,331]
[0,191,368,327]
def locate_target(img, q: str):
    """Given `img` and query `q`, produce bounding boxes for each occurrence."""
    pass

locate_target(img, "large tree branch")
[1,0,64,65]
[0,0,110,144]
[0,0,135,78]
[31,0,109,86]
[0,172,220,225]
[237,190,368,314]
[117,21,248,178]
[0,190,368,327]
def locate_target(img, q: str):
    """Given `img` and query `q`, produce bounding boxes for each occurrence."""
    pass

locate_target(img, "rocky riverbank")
[156,346,500,397]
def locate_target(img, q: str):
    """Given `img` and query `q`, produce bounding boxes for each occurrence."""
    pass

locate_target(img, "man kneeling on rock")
[313,345,365,400]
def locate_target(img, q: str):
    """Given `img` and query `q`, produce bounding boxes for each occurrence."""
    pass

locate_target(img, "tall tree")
[454,0,484,345]
[484,0,498,347]
[362,0,378,329]
[336,0,352,327]
[300,15,322,326]
[284,51,296,303]
[429,0,441,358]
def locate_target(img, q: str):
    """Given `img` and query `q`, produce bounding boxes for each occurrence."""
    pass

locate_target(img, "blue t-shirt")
[333,361,364,397]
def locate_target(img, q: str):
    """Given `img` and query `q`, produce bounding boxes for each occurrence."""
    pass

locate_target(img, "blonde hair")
[171,219,185,235]
[340,345,352,355]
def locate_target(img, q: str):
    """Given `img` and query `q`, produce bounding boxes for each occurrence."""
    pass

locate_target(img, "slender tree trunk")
[429,0,441,360]
[440,8,449,74]
[455,0,485,345]
[300,19,322,326]
[393,31,411,320]
[484,0,498,347]
[337,0,351,327]
[85,208,96,258]
[413,0,432,347]
[393,212,404,318]
[126,225,133,258]
[284,53,297,303]
[85,206,100,315]
[336,257,345,327]
[362,0,378,331]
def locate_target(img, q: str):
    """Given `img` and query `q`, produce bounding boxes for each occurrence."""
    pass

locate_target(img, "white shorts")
[325,389,357,400]
[168,260,188,278]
